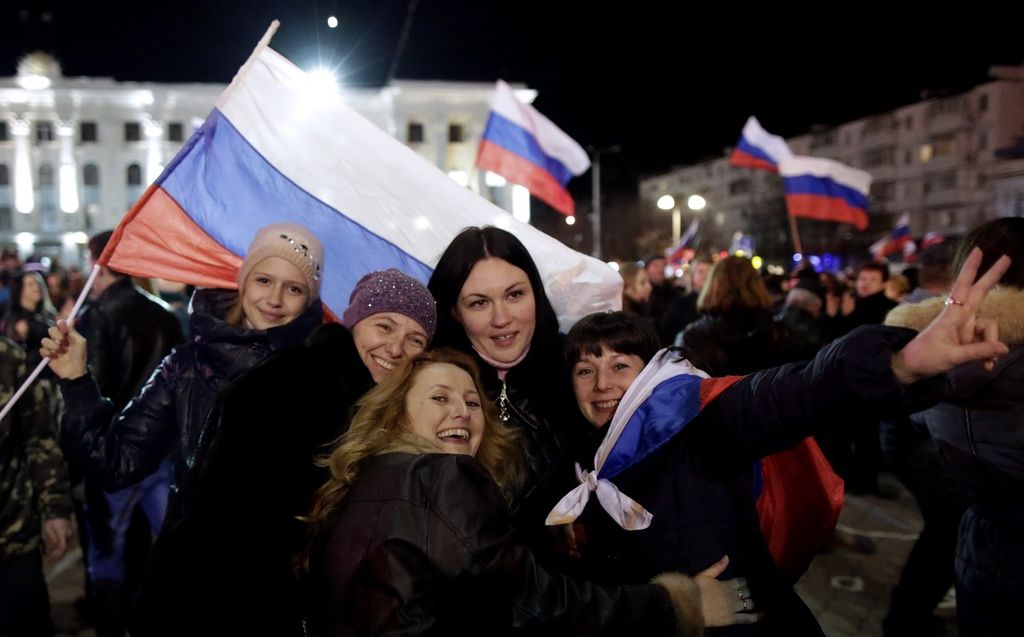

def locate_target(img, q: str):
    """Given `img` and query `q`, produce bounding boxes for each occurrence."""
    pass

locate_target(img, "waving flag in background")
[475,80,591,216]
[99,23,620,331]
[729,116,793,172]
[870,213,917,260]
[778,156,872,231]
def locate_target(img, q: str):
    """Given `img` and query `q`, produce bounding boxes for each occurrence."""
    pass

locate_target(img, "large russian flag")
[475,80,591,216]
[778,155,872,231]
[100,23,620,331]
[729,116,793,172]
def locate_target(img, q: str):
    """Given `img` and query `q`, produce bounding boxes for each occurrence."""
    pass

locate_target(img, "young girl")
[556,248,1009,635]
[305,348,755,635]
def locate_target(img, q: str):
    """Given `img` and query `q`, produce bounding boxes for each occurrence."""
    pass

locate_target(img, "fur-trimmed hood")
[885,286,1024,346]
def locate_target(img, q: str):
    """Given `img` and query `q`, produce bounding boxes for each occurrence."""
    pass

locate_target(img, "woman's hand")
[892,248,1011,384]
[694,555,759,627]
[39,320,89,380]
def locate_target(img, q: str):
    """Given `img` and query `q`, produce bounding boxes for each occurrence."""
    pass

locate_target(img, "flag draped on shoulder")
[545,350,741,530]
[99,23,619,330]
[778,155,872,231]
[476,80,591,216]
[729,116,793,172]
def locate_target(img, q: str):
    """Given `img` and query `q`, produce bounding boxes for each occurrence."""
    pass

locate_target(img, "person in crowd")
[556,245,1008,635]
[660,254,713,346]
[0,335,74,637]
[304,347,755,636]
[886,218,1023,637]
[41,223,324,526]
[826,261,898,337]
[776,269,830,361]
[426,227,588,530]
[905,243,954,304]
[644,254,678,332]
[620,261,653,317]
[678,255,791,376]
[3,270,57,368]
[127,268,437,636]
[886,273,911,303]
[67,230,184,637]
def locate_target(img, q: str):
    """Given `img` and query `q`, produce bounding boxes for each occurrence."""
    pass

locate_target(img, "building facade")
[639,65,1024,262]
[0,52,525,265]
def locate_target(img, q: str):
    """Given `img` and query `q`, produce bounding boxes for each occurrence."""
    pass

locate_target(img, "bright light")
[16,74,50,90]
[512,185,530,224]
[607,261,621,272]
[751,256,763,270]
[327,16,339,28]
[734,249,746,257]
[485,171,506,187]
[793,253,803,262]
[71,232,89,244]
[448,170,469,187]
[809,255,822,267]
[565,215,576,226]
[13,120,33,213]
[413,216,430,230]
[15,233,35,254]
[656,194,675,210]
[687,194,707,211]
[59,165,79,212]
[303,67,340,100]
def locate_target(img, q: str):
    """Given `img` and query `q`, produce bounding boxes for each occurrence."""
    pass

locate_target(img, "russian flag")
[778,155,872,231]
[729,116,793,172]
[870,213,916,259]
[476,80,590,216]
[99,23,621,331]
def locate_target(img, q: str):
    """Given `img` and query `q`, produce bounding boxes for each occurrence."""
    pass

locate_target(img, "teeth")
[438,428,470,441]
[594,400,620,409]
[493,334,515,342]
[373,356,395,371]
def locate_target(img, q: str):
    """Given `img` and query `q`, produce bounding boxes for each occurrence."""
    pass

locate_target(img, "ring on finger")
[741,598,750,611]
[944,296,965,306]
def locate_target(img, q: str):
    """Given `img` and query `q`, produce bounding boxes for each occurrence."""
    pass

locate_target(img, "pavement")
[44,472,958,637]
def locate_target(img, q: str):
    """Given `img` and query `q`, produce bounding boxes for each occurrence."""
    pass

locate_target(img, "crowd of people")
[0,216,1018,636]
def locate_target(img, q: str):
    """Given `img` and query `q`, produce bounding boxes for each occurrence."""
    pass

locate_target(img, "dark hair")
[858,261,890,282]
[953,217,1024,289]
[88,230,126,277]
[428,226,560,350]
[565,311,660,366]
[8,270,56,316]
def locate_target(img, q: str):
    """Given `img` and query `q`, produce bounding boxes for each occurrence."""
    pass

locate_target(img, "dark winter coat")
[887,287,1024,636]
[679,309,793,375]
[308,445,693,636]
[128,323,373,637]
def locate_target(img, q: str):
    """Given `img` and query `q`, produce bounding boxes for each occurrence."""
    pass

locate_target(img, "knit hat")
[341,269,437,342]
[236,223,323,301]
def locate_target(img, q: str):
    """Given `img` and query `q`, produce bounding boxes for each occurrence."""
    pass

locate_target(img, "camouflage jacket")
[0,337,73,559]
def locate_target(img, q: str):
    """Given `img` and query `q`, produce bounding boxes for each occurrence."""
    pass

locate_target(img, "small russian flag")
[729,116,793,172]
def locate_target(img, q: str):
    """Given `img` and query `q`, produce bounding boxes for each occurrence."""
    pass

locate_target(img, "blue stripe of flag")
[736,137,778,165]
[782,174,869,210]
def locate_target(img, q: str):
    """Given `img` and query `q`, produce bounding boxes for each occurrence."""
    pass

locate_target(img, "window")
[0,164,8,186]
[728,179,751,195]
[870,181,895,202]
[80,121,98,143]
[978,132,988,151]
[863,146,895,168]
[127,163,142,186]
[904,149,913,165]
[448,123,464,144]
[124,122,142,142]
[39,163,55,186]
[0,122,8,142]
[83,163,100,186]
[904,115,913,130]
[35,121,55,143]
[931,133,957,158]
[979,94,989,113]
[407,121,424,144]
[167,122,184,142]
[924,170,957,193]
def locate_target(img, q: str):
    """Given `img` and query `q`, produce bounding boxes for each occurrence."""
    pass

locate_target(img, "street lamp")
[589,144,622,260]
[658,194,706,243]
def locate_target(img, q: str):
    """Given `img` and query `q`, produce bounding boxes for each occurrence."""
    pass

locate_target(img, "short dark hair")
[858,261,890,282]
[953,217,1024,289]
[565,311,660,366]
[87,230,126,277]
[428,226,559,351]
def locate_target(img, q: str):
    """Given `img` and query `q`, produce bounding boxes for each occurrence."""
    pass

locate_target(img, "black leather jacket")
[76,277,183,410]
[59,288,323,495]
[308,450,683,636]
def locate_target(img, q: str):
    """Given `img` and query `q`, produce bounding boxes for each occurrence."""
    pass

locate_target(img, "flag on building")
[869,213,916,259]
[100,23,620,331]
[778,156,872,231]
[475,80,591,216]
[729,116,793,172]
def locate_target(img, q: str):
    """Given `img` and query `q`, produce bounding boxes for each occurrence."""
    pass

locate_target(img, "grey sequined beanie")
[237,223,323,301]
[341,269,437,342]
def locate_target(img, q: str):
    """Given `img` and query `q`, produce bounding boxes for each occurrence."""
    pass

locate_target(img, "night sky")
[2,1,1023,249]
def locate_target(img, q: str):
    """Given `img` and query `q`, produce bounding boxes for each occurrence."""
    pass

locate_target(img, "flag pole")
[788,212,804,255]
[0,264,101,423]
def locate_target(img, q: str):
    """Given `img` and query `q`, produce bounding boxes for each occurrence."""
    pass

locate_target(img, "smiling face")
[351,312,430,383]
[571,345,646,428]
[404,362,485,456]
[240,257,311,330]
[454,258,536,365]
